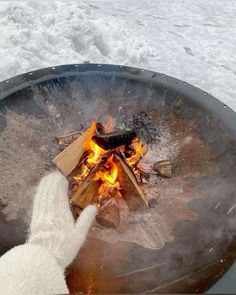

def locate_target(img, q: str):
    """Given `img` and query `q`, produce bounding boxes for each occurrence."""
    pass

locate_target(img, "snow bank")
[0,0,235,110]
[0,1,156,78]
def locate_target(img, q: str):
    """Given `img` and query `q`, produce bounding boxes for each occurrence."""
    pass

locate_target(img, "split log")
[53,129,89,176]
[153,160,172,178]
[70,171,100,209]
[96,199,120,228]
[92,130,136,150]
[115,155,148,210]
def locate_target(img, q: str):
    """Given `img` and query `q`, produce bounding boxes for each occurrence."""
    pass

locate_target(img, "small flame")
[83,121,97,150]
[126,138,146,166]
[73,165,90,181]
[94,155,120,197]
[74,121,104,182]
[94,155,118,186]
[87,140,106,165]
[83,121,106,165]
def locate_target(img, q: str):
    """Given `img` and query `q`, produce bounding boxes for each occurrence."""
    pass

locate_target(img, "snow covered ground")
[0,0,235,110]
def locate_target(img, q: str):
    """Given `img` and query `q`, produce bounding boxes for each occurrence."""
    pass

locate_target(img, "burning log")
[70,167,100,209]
[96,199,120,228]
[92,130,136,150]
[115,155,148,210]
[153,160,172,178]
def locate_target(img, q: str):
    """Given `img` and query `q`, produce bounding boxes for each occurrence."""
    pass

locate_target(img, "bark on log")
[115,155,148,210]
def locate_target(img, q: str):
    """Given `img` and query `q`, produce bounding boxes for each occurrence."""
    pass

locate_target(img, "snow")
[0,0,235,111]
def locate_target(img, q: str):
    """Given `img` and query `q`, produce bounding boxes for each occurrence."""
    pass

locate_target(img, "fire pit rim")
[0,63,235,138]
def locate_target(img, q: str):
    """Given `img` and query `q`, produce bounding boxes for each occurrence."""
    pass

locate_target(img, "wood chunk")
[53,129,89,176]
[92,130,136,150]
[70,172,100,209]
[115,155,148,210]
[96,199,120,228]
[153,160,172,178]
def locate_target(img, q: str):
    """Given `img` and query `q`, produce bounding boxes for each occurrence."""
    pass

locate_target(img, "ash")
[123,111,160,144]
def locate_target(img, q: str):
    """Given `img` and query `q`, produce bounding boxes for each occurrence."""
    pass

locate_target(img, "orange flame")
[87,140,106,165]
[94,155,119,197]
[74,119,120,198]
[94,155,118,185]
[73,165,90,181]
[126,138,146,166]
[82,121,106,165]
[74,121,105,182]
[83,121,97,150]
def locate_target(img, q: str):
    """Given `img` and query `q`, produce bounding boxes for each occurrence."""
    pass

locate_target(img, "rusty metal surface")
[0,64,236,293]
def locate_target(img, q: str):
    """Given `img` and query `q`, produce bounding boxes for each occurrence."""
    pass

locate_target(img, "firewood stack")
[53,121,149,228]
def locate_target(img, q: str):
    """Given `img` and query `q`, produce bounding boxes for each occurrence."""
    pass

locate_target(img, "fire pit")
[0,64,236,293]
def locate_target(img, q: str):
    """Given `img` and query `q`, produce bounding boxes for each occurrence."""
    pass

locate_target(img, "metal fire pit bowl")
[0,64,236,293]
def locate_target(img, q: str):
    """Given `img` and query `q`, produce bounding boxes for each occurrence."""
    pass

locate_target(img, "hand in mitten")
[0,171,97,295]
[28,171,97,268]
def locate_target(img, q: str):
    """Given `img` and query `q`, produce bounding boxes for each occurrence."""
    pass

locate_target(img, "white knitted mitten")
[28,171,97,268]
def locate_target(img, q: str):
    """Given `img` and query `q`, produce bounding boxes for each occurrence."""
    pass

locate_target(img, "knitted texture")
[0,244,69,294]
[28,171,97,268]
[0,171,97,294]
